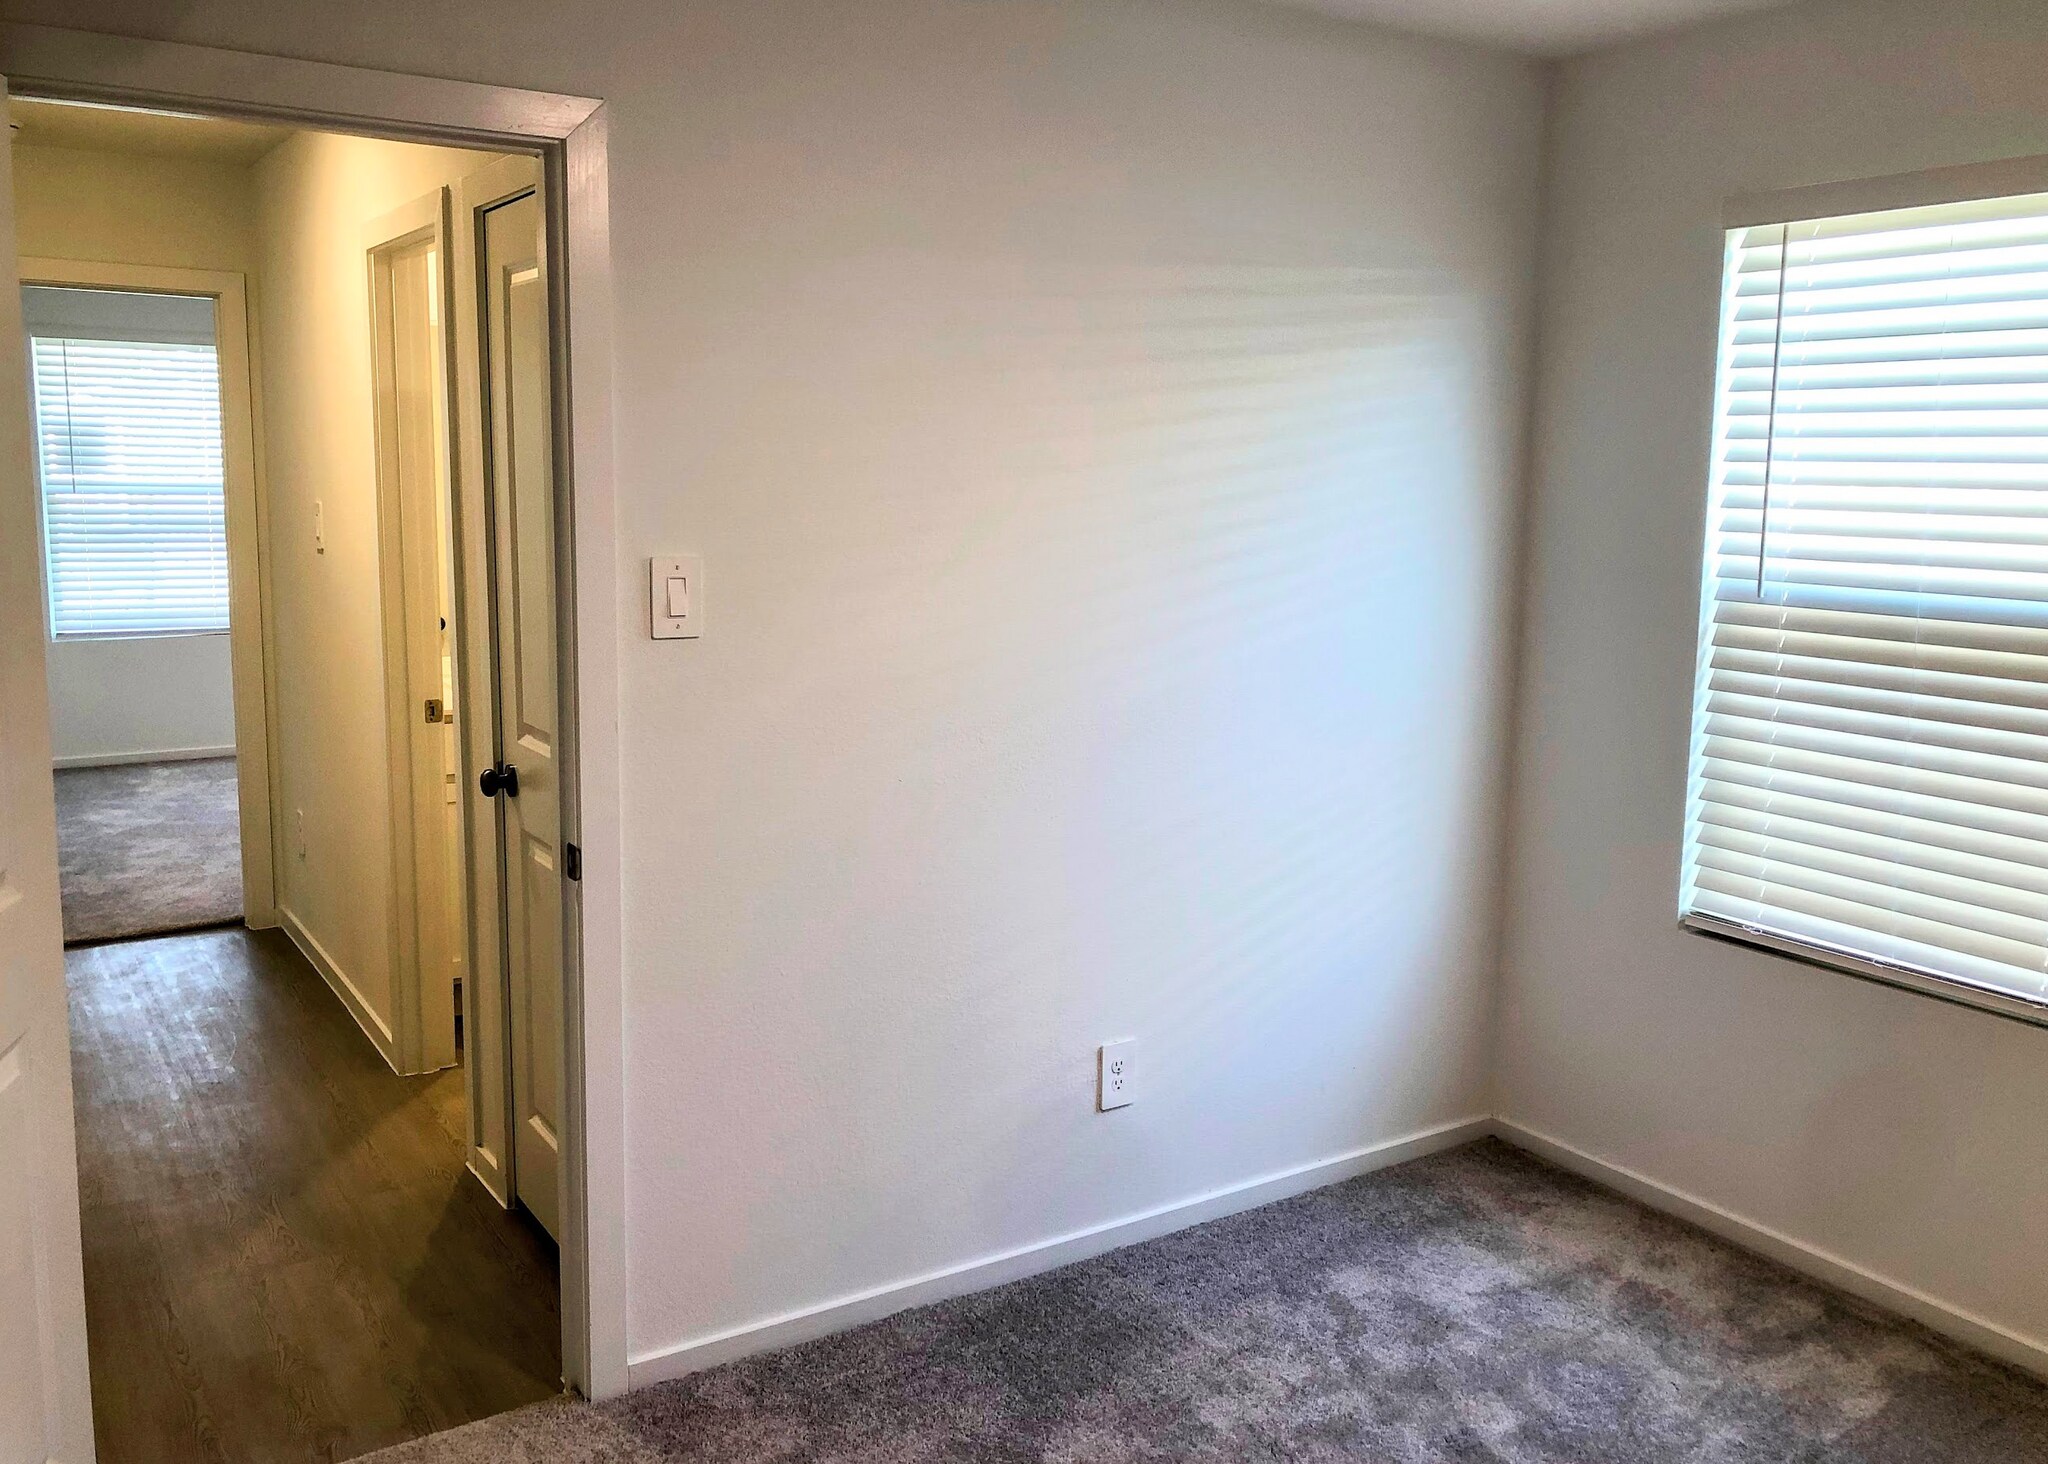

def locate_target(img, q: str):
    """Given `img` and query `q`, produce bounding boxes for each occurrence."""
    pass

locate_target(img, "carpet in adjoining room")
[358,1138,2048,1464]
[54,756,243,944]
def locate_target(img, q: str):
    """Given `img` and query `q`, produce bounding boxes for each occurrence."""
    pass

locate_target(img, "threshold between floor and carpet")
[356,1136,2048,1463]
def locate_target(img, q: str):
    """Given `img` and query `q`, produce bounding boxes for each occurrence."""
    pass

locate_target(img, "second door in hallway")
[469,161,565,1242]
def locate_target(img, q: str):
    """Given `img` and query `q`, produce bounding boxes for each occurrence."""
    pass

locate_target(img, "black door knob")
[479,762,520,798]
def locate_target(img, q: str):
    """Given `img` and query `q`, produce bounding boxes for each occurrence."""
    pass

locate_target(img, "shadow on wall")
[660,255,1510,1268]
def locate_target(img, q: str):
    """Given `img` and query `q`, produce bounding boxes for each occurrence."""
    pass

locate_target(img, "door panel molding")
[0,23,626,1403]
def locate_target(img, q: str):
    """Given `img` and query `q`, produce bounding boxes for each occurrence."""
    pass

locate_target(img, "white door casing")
[16,257,277,935]
[369,191,464,1076]
[0,24,626,1398]
[0,73,98,1464]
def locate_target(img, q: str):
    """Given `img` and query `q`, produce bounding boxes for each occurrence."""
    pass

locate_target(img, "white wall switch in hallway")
[1098,1039,1135,1111]
[650,554,703,639]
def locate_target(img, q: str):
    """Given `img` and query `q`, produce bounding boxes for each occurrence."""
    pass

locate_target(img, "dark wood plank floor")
[67,927,561,1463]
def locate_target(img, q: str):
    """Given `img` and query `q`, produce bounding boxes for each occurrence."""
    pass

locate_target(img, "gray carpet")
[356,1139,2048,1463]
[53,756,243,944]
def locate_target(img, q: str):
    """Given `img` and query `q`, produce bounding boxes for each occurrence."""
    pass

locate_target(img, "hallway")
[67,928,560,1463]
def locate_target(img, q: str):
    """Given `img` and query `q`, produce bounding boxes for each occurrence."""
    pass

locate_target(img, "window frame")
[27,320,233,641]
[1679,156,2048,1030]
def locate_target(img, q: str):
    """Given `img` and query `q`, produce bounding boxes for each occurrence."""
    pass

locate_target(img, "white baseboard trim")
[52,743,235,770]
[1491,1117,2048,1380]
[278,906,400,1075]
[627,1113,1491,1389]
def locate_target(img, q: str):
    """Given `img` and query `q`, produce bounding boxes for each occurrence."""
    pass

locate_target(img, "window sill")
[1680,912,2048,1031]
[50,629,230,643]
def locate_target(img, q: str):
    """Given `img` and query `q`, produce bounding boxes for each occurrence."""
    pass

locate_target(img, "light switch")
[651,555,702,639]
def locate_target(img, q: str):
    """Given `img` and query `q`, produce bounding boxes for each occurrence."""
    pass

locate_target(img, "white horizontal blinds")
[1686,189,2048,1007]
[32,334,229,637]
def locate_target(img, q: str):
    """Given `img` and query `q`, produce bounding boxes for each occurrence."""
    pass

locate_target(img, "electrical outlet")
[1097,1039,1135,1111]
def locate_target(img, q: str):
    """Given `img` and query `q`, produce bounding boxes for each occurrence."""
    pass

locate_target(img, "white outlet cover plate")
[1098,1039,1135,1111]
[651,554,703,639]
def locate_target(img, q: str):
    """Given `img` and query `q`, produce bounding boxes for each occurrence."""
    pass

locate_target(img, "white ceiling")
[1264,0,1803,54]
[7,97,290,165]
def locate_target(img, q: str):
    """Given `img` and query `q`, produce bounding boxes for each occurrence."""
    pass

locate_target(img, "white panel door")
[0,76,97,1464]
[480,176,564,1242]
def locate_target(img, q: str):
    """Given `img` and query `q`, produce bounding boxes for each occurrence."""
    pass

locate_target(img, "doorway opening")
[28,280,250,945]
[6,93,576,1462]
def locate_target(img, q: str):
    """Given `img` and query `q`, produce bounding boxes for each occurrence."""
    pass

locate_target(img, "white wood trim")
[19,256,280,931]
[279,905,402,1070]
[363,191,443,254]
[1490,1118,2048,1381]
[0,23,597,145]
[555,107,628,1401]
[0,27,624,1399]
[52,744,235,770]
[629,1111,2048,1391]
[626,1116,1493,1388]
[368,217,431,1079]
[367,192,460,1078]
[453,151,539,214]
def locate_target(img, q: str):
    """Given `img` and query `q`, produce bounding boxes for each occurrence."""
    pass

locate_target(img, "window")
[27,286,228,638]
[1684,186,2048,1021]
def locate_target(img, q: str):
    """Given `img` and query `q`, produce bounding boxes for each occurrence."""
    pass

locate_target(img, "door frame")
[0,22,629,1403]
[366,191,464,1078]
[17,256,281,931]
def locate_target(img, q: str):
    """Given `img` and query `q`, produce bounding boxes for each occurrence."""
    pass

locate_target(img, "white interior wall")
[1499,0,2048,1358]
[12,142,251,765]
[17,0,1549,1369]
[617,4,1545,1363]
[10,142,255,272]
[250,131,507,1064]
[43,620,235,767]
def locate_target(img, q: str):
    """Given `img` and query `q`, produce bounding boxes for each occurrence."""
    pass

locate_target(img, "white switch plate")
[1097,1039,1135,1111]
[650,554,703,639]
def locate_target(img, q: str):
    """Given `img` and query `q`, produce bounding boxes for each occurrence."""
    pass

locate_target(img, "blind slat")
[1697,777,2048,874]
